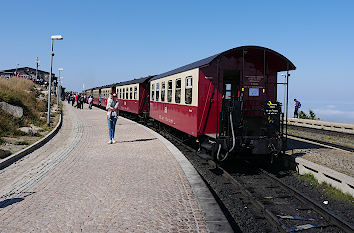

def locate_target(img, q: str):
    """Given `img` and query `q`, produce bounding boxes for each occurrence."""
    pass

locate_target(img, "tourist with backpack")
[294,98,301,118]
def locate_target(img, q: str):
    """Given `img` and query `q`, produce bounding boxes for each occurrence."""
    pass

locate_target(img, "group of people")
[66,93,85,109]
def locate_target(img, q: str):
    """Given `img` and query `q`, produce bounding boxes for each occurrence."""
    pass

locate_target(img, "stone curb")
[122,117,233,233]
[296,157,354,196]
[0,113,63,170]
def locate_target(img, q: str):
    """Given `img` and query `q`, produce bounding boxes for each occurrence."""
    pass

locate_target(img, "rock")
[30,124,42,131]
[0,102,23,118]
[0,149,11,159]
[19,127,38,135]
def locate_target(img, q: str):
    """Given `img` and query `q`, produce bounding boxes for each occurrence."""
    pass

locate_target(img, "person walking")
[106,93,119,144]
[294,98,301,118]
[88,95,93,109]
[80,95,84,109]
[71,94,75,106]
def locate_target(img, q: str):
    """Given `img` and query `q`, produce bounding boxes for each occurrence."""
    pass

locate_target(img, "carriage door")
[222,70,242,136]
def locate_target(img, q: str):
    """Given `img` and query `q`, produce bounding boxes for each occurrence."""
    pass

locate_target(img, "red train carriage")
[150,46,296,159]
[116,76,153,115]
[91,85,116,107]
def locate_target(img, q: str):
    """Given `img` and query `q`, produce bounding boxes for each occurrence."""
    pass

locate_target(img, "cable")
[218,111,236,161]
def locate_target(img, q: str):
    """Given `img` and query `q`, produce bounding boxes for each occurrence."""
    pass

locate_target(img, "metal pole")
[47,39,54,126]
[35,57,39,82]
[57,69,61,106]
[285,70,289,142]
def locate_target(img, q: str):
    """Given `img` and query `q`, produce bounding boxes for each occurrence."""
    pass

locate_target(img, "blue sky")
[1,0,353,123]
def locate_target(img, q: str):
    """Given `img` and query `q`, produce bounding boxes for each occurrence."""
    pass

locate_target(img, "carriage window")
[123,89,125,99]
[130,87,133,99]
[156,83,160,101]
[167,80,172,102]
[185,76,192,104]
[225,83,231,99]
[126,88,129,99]
[161,82,165,102]
[119,89,122,99]
[151,83,155,101]
[175,78,181,103]
[134,86,137,100]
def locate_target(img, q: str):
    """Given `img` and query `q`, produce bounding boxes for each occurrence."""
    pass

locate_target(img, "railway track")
[213,159,353,232]
[287,134,354,153]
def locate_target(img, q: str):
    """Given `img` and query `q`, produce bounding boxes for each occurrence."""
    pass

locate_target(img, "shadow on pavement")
[0,198,24,209]
[0,192,35,209]
[118,138,157,143]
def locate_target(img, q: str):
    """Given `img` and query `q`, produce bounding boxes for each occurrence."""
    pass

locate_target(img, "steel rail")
[260,168,354,233]
[208,160,288,232]
[287,134,354,153]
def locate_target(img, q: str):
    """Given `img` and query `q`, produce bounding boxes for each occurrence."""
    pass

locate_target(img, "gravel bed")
[285,138,354,177]
[288,125,354,150]
[181,151,273,233]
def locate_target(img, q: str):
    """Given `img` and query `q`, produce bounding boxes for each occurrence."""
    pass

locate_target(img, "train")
[84,46,296,161]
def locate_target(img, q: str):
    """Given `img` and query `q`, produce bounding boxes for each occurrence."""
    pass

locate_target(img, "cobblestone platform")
[0,103,231,232]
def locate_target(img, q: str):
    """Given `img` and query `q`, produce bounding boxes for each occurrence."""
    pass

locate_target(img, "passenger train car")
[86,45,296,161]
[115,76,153,116]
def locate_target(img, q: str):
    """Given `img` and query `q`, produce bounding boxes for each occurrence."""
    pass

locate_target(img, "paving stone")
[0,103,209,232]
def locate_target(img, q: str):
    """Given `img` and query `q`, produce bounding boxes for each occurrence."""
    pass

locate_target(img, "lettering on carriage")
[245,75,263,87]
[124,101,127,105]
[164,106,167,113]
[159,115,173,123]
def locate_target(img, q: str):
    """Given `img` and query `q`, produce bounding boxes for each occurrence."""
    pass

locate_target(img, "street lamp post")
[35,57,40,82]
[47,35,63,126]
[57,68,64,105]
[35,57,40,81]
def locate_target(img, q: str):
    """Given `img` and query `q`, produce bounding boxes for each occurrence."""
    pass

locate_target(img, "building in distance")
[0,67,57,85]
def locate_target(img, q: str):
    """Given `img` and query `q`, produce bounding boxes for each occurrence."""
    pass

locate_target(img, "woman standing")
[106,93,119,144]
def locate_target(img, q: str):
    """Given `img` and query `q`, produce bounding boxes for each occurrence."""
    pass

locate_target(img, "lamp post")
[57,68,64,105]
[35,57,40,82]
[47,35,63,126]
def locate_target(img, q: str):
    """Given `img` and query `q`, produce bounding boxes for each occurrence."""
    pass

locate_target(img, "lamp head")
[51,35,63,40]
[58,68,64,71]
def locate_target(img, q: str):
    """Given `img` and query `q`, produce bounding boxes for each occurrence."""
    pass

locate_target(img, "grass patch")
[14,141,30,145]
[0,77,47,137]
[0,137,6,145]
[300,173,354,204]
